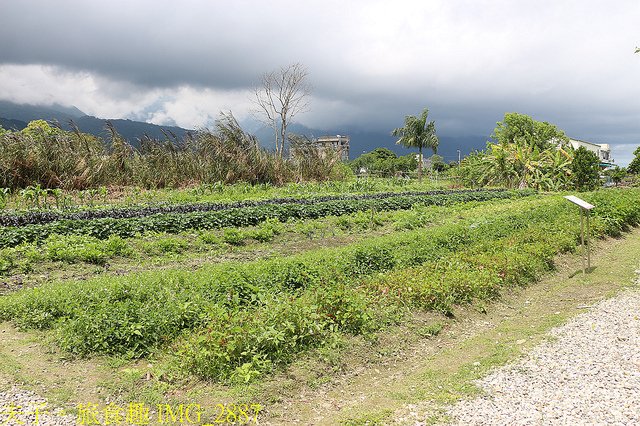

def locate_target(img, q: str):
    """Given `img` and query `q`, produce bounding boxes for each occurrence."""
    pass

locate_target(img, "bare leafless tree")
[253,63,311,157]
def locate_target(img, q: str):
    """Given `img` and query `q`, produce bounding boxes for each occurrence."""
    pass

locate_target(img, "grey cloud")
[1,1,298,88]
[0,0,638,164]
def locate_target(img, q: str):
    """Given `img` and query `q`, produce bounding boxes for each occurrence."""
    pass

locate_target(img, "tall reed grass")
[0,114,349,190]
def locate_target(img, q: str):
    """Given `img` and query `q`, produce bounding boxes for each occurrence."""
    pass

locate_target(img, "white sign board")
[564,195,595,210]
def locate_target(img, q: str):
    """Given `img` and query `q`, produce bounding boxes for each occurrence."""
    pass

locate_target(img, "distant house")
[315,135,350,161]
[415,154,432,170]
[568,138,614,168]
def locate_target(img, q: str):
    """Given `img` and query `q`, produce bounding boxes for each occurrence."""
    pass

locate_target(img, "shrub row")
[0,189,508,227]
[0,189,533,248]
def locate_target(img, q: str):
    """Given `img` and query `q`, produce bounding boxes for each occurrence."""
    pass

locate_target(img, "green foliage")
[1,189,638,382]
[369,148,396,160]
[0,189,531,249]
[0,177,449,210]
[430,154,447,172]
[1,121,105,190]
[392,108,439,180]
[248,218,284,242]
[198,231,222,245]
[222,228,246,245]
[0,115,349,191]
[459,113,573,190]
[20,120,63,140]
[491,112,569,150]
[179,283,374,381]
[604,166,627,186]
[571,147,600,191]
[347,245,396,275]
[288,134,347,182]
[0,243,41,275]
[0,195,553,354]
[627,146,640,175]
[142,236,189,255]
[20,184,50,209]
[350,148,417,177]
[391,204,439,230]
[44,234,131,265]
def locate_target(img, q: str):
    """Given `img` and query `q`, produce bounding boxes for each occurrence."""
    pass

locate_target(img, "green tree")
[459,113,574,191]
[605,166,626,186]
[350,148,416,177]
[351,148,395,175]
[571,147,600,191]
[627,146,640,174]
[20,119,63,140]
[429,154,447,172]
[491,112,569,150]
[368,147,397,160]
[392,108,439,181]
[393,154,418,174]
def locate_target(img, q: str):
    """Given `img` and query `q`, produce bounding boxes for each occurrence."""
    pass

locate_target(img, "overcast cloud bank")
[0,0,638,164]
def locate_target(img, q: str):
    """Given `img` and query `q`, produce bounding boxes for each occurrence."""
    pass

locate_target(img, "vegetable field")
[0,183,639,410]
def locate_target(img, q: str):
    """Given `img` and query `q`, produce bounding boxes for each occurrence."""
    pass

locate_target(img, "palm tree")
[392,108,439,181]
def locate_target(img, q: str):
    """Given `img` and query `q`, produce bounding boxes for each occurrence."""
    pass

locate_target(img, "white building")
[568,138,614,167]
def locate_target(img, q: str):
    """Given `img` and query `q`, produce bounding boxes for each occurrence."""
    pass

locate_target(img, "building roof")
[569,137,607,149]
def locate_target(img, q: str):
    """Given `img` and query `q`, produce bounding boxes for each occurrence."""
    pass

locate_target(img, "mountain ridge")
[0,100,488,160]
[0,100,192,145]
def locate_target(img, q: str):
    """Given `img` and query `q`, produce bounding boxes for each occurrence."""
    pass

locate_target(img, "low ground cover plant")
[0,189,511,227]
[0,189,532,248]
[0,188,637,382]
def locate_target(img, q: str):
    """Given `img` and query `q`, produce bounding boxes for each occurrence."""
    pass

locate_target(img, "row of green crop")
[0,197,522,276]
[177,189,640,381]
[0,189,533,248]
[1,177,448,211]
[0,219,286,275]
[1,189,637,382]
[2,189,493,227]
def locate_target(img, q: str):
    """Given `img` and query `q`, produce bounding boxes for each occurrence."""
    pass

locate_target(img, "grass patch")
[0,219,638,425]
[1,190,639,379]
[417,322,444,338]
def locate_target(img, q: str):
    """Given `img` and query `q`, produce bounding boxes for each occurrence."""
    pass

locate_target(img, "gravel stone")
[0,386,76,425]
[446,272,640,425]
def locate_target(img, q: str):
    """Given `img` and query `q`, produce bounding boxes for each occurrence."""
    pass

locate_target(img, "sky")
[0,0,639,165]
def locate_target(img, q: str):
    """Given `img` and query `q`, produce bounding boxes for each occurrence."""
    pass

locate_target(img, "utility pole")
[457,149,461,166]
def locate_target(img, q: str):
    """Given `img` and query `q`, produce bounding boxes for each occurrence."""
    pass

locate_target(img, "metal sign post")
[564,195,595,274]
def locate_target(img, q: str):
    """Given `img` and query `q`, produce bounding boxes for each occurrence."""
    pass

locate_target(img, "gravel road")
[0,386,75,425]
[446,270,640,425]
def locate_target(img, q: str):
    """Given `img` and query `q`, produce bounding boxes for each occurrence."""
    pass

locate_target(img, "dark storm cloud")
[0,0,639,164]
[0,0,284,89]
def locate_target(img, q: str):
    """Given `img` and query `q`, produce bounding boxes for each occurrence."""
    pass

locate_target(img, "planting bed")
[1,188,638,385]
[0,189,530,248]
